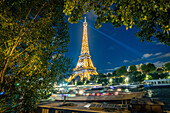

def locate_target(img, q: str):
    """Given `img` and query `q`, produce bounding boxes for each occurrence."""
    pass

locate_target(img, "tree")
[90,74,98,81]
[0,0,72,112]
[114,78,119,84]
[147,63,156,73]
[150,72,159,79]
[128,74,136,83]
[98,73,106,78]
[112,70,117,76]
[129,65,137,73]
[141,64,149,74]
[136,74,145,82]
[63,0,170,45]
[164,62,170,71]
[162,72,169,79]
[107,72,112,77]
[118,77,123,83]
[156,67,164,73]
[116,66,127,76]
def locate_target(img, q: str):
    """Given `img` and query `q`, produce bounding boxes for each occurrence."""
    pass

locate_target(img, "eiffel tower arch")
[66,17,98,82]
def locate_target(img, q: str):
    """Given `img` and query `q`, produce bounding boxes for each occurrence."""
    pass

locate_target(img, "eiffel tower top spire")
[81,16,90,55]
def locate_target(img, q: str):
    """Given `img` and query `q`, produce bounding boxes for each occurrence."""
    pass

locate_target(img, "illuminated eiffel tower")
[66,17,98,82]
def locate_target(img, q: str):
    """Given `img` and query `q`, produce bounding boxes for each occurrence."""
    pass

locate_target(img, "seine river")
[127,87,170,111]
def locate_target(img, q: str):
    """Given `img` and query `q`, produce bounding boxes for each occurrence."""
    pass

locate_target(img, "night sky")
[65,11,170,74]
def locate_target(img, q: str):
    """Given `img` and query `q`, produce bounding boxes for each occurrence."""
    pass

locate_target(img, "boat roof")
[144,79,170,82]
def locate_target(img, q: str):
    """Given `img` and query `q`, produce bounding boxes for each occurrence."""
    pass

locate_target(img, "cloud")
[152,53,170,59]
[152,41,165,45]
[141,52,163,59]
[155,42,164,45]
[105,67,120,71]
[123,60,129,63]
[123,52,169,64]
[113,67,120,70]
[131,58,143,63]
[155,52,162,56]
[142,53,153,58]
[107,62,112,64]
[105,69,115,71]
[153,61,170,67]
[123,58,143,64]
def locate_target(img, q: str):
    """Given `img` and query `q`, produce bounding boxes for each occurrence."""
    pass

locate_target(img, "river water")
[127,87,170,111]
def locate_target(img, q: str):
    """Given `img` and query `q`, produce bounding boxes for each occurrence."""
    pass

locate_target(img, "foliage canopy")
[164,62,170,70]
[64,0,170,45]
[116,66,127,76]
[129,65,137,73]
[0,0,72,112]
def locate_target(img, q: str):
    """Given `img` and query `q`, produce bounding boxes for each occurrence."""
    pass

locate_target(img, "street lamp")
[125,77,129,83]
[109,78,112,85]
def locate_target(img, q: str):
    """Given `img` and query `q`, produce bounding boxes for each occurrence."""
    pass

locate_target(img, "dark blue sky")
[65,12,170,74]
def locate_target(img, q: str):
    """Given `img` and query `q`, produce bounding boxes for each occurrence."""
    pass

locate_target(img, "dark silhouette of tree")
[129,65,137,73]
[141,64,149,74]
[164,62,170,71]
[147,63,156,73]
[116,66,127,76]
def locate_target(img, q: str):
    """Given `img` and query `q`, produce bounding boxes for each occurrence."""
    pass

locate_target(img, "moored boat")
[126,83,142,89]
[143,79,170,88]
[50,91,146,102]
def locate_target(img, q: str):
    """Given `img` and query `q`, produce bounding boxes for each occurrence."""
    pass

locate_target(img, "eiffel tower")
[66,17,98,82]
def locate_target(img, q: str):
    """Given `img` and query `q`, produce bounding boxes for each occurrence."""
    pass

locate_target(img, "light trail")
[79,20,142,57]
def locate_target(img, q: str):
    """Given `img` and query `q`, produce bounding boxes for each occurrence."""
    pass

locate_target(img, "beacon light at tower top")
[65,17,98,83]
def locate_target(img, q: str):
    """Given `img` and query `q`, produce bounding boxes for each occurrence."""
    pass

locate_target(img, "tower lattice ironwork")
[66,17,98,82]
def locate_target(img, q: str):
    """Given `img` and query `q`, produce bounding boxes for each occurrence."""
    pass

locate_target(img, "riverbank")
[36,97,166,113]
[125,87,170,111]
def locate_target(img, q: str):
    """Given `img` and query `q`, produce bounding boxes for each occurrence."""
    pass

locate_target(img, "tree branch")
[31,0,49,23]
[11,44,33,61]
[1,99,23,112]
[0,8,32,84]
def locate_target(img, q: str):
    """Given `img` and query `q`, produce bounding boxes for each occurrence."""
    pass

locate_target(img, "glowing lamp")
[79,90,84,95]
[96,93,100,96]
[86,93,89,96]
[92,93,95,96]
[106,93,110,96]
[117,88,122,91]
[115,92,119,95]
